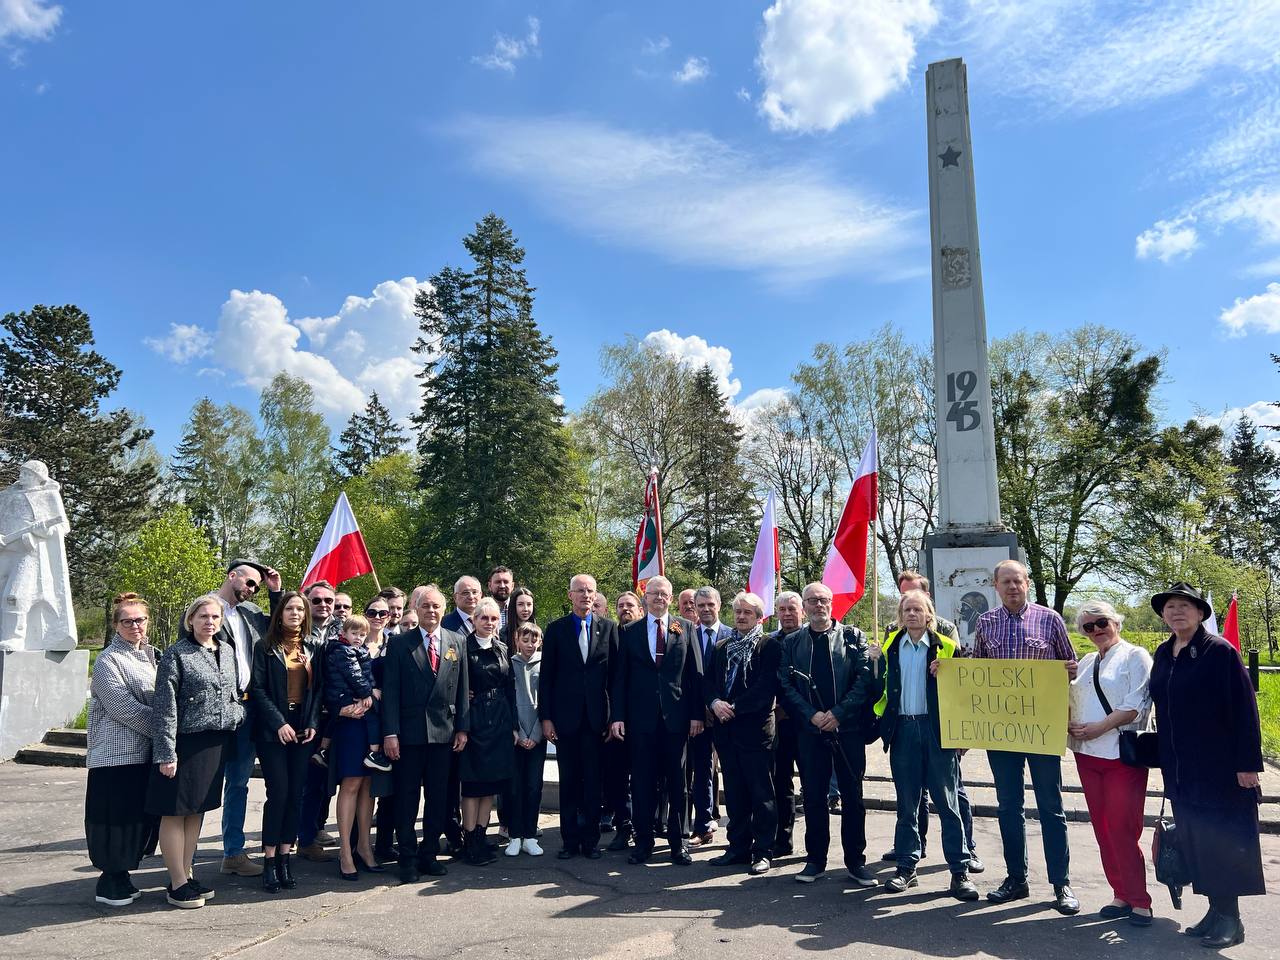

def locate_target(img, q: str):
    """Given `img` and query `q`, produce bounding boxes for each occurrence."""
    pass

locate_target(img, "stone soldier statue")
[0,460,77,652]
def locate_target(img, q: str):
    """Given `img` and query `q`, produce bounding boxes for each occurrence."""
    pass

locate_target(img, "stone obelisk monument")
[921,57,1021,648]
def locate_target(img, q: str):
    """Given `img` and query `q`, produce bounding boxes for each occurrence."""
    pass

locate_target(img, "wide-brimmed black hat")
[226,557,269,581]
[1150,582,1213,621]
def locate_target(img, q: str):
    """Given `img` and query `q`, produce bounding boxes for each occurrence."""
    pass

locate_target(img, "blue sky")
[1,0,1274,458]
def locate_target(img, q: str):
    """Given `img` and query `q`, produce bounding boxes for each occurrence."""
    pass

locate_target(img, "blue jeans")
[887,717,967,873]
[987,750,1070,885]
[687,729,715,834]
[221,720,256,857]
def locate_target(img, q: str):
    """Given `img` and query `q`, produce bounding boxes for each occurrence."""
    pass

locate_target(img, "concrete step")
[14,743,86,767]
[44,728,87,748]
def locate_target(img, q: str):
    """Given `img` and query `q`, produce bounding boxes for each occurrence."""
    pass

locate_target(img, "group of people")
[83,557,1265,950]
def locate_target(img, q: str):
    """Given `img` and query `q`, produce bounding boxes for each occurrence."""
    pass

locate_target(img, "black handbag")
[1091,657,1159,768]
[1152,796,1192,909]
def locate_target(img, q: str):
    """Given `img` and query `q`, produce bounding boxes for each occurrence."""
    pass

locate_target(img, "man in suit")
[777,581,880,886]
[181,558,281,877]
[487,567,514,630]
[770,590,804,856]
[610,575,703,865]
[382,584,470,882]
[704,591,782,875]
[689,586,732,844]
[296,580,340,862]
[540,573,617,860]
[442,575,481,635]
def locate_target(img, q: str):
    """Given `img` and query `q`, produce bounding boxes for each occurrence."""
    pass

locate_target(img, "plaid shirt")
[974,602,1076,663]
[87,635,158,768]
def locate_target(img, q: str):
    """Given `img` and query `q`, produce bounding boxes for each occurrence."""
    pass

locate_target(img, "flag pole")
[871,517,879,638]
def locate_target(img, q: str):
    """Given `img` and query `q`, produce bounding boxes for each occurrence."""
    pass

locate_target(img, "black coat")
[248,637,324,743]
[381,626,470,746]
[611,614,702,734]
[1150,626,1263,806]
[538,613,617,735]
[702,631,781,750]
[777,623,879,738]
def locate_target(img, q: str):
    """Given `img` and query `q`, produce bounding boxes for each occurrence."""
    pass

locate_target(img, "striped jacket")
[87,635,158,768]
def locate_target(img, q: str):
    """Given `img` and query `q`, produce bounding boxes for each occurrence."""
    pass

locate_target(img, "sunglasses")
[310,597,335,606]
[241,578,259,592]
[334,602,352,610]
[367,609,390,619]
[1081,618,1111,633]
[118,616,148,628]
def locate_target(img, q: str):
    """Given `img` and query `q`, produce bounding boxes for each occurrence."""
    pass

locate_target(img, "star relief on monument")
[939,145,962,168]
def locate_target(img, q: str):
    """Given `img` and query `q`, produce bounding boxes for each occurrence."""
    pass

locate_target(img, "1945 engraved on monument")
[940,246,972,289]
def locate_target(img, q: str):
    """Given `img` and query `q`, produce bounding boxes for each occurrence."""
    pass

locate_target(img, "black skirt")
[85,763,159,872]
[144,729,233,817]
[1174,797,1266,898]
[459,691,514,787]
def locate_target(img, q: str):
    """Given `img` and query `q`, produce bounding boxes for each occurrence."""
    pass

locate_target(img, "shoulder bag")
[1091,656,1159,768]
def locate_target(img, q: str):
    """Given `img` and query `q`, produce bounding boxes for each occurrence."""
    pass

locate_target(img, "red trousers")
[1074,751,1151,909]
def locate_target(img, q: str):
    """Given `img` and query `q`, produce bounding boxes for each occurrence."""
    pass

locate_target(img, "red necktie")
[655,618,666,666]
[428,634,440,673]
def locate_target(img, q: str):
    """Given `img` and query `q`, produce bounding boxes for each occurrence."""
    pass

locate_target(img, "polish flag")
[747,491,780,617]
[302,493,374,588]
[1222,594,1240,652]
[822,430,878,622]
[632,468,664,593]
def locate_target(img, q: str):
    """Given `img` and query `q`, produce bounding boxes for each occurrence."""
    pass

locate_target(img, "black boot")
[470,827,496,865]
[1200,913,1245,949]
[262,856,281,894]
[277,852,297,889]
[1185,908,1218,937]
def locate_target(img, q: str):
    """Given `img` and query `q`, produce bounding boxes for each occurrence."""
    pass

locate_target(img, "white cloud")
[735,387,791,433]
[736,87,751,103]
[958,0,1280,114]
[1220,282,1280,337]
[673,56,709,85]
[450,115,917,283]
[641,36,670,56]
[1211,400,1280,430]
[1243,255,1280,278]
[0,0,61,44]
[472,16,540,73]
[1211,185,1280,245]
[144,323,212,363]
[644,329,740,398]
[1135,217,1199,263]
[1196,97,1280,181]
[757,0,938,133]
[145,277,432,421]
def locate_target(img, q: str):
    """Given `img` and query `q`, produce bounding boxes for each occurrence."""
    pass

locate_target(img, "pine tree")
[412,214,570,578]
[170,397,264,562]
[678,364,757,590]
[0,304,160,602]
[334,391,406,479]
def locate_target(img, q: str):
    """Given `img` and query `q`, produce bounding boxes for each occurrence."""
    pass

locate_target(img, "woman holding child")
[249,590,322,893]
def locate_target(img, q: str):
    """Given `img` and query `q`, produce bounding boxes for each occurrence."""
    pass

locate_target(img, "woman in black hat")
[1148,582,1264,949]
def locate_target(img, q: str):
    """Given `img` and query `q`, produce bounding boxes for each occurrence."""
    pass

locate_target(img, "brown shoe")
[690,831,715,846]
[313,830,338,847]
[297,842,335,862]
[219,853,264,877]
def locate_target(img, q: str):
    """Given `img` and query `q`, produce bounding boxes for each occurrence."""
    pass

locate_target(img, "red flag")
[822,430,878,621]
[632,468,664,593]
[1222,594,1240,652]
[302,492,374,588]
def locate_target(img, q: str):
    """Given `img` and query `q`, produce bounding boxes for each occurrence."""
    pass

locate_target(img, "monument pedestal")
[923,530,1021,651]
[0,649,88,761]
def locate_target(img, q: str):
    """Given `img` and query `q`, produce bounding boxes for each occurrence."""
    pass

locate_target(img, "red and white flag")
[747,491,780,617]
[1222,593,1240,652]
[302,492,374,588]
[822,430,878,622]
[632,468,664,593]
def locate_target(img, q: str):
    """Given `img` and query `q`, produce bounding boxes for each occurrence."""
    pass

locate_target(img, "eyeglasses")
[1081,618,1111,633]
[310,597,334,606]
[241,578,259,592]
[334,603,352,611]
[367,610,389,619]
[118,617,148,627]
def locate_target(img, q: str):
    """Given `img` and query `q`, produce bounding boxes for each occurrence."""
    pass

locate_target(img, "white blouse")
[1068,639,1153,760]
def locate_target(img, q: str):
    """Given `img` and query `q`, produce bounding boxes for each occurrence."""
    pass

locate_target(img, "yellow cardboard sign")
[937,658,1068,756]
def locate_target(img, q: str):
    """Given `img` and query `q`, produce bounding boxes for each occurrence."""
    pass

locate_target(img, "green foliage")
[340,451,422,608]
[113,504,221,647]
[991,326,1163,612]
[0,304,161,605]
[259,373,336,585]
[335,392,406,480]
[412,214,570,580]
[170,397,265,563]
[677,365,756,591]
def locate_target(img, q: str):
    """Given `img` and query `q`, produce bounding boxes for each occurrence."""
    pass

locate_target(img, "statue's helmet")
[18,461,50,484]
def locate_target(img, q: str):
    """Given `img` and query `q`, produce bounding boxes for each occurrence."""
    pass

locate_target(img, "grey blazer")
[151,637,245,765]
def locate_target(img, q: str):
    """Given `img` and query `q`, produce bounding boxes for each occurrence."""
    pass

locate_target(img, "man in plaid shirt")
[973,559,1079,916]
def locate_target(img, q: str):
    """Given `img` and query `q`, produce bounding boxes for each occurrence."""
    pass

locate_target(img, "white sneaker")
[522,838,544,856]
[505,838,522,857]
